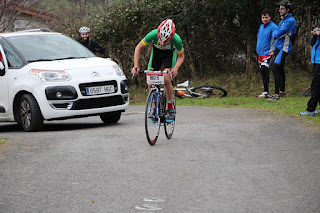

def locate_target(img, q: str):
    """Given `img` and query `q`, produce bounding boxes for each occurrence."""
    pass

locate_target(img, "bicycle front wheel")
[191,85,227,98]
[145,89,160,146]
[164,95,175,139]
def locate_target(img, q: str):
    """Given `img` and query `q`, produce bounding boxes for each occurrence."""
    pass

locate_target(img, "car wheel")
[19,94,43,132]
[100,112,121,124]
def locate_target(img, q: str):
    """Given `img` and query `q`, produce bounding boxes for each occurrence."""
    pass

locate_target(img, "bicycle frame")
[174,81,197,98]
[147,86,164,123]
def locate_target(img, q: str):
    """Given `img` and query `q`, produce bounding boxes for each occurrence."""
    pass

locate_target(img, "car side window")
[0,41,23,68]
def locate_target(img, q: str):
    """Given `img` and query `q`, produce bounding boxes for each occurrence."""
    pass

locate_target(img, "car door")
[0,44,9,118]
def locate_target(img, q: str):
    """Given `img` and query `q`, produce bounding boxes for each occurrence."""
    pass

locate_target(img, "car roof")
[0,30,61,38]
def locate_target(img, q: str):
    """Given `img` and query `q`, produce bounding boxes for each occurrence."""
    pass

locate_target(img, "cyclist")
[77,27,110,59]
[267,0,297,101]
[131,19,185,123]
[256,8,277,98]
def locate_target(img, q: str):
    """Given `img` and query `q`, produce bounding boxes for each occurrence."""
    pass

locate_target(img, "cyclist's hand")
[131,67,139,76]
[269,51,274,56]
[170,68,178,78]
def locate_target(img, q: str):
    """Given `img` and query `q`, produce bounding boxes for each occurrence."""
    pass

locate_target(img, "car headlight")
[30,70,71,82]
[113,65,124,76]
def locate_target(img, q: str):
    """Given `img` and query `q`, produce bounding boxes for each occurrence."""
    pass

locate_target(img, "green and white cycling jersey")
[141,29,184,54]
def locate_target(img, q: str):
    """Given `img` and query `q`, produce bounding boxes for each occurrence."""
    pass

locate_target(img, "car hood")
[27,57,121,81]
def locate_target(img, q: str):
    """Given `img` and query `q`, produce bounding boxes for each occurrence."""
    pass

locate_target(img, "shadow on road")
[0,122,122,133]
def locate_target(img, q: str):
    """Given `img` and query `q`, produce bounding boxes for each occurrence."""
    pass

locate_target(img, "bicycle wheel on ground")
[299,86,311,97]
[145,89,160,146]
[164,95,175,139]
[191,85,227,98]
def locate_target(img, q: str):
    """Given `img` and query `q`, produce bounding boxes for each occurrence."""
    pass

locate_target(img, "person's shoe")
[150,108,157,123]
[266,95,280,102]
[166,110,175,123]
[279,92,286,97]
[256,92,270,98]
[300,111,315,117]
[315,109,320,114]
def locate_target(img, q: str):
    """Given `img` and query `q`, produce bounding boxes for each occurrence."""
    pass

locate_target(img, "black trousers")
[260,65,270,92]
[272,49,288,94]
[307,63,320,112]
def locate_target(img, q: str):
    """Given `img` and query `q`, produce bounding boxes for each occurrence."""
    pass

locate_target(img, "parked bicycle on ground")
[174,80,227,99]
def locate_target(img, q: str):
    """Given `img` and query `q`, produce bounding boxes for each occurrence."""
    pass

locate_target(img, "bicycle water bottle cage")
[177,80,189,87]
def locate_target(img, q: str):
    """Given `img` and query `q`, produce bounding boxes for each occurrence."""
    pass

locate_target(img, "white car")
[0,30,129,131]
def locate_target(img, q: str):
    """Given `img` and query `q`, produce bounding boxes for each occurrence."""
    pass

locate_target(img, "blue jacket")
[256,21,277,57]
[273,13,297,53]
[311,36,320,64]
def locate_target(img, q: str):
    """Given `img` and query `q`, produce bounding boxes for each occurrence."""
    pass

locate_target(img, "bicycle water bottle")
[176,90,185,95]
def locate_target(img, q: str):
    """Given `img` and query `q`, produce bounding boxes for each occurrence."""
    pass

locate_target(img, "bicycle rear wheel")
[145,89,160,146]
[299,86,311,97]
[191,85,227,98]
[164,95,175,139]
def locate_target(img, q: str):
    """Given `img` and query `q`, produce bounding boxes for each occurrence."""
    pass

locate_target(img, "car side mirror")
[0,62,5,76]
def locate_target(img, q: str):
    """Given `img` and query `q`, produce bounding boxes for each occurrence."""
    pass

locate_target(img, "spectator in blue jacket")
[267,0,297,101]
[256,9,277,98]
[300,27,320,116]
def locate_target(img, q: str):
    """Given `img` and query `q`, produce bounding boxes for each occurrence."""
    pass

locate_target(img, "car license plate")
[147,72,164,84]
[86,85,115,95]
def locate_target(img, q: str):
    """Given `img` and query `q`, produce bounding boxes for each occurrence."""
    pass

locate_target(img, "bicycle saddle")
[177,80,189,87]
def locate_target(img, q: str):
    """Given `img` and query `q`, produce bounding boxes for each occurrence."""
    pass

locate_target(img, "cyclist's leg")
[162,50,175,111]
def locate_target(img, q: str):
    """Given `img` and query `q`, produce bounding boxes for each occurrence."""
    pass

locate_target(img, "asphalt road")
[0,105,319,213]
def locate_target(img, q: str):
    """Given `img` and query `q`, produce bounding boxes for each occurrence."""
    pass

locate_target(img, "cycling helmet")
[79,27,90,33]
[278,0,292,7]
[157,19,176,42]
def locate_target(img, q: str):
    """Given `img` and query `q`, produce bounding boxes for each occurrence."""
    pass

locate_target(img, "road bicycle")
[173,80,227,98]
[133,70,175,146]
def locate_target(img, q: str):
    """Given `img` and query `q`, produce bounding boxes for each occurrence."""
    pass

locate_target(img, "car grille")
[79,80,118,96]
[71,95,125,110]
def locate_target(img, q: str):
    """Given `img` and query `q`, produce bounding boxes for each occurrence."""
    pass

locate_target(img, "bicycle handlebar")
[131,69,170,85]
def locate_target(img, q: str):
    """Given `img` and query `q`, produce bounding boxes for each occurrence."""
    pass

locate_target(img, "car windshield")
[6,33,95,62]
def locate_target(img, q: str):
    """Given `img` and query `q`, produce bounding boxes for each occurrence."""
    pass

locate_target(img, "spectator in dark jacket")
[77,26,110,59]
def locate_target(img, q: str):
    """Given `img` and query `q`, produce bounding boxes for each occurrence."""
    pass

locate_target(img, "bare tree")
[0,0,43,32]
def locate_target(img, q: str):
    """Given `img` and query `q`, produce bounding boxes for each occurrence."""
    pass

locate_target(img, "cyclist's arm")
[131,41,146,75]
[171,51,185,78]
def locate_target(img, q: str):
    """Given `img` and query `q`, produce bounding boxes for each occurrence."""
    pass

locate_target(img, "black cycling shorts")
[148,45,177,70]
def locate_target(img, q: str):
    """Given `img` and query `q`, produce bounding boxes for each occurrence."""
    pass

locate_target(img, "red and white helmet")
[157,19,176,42]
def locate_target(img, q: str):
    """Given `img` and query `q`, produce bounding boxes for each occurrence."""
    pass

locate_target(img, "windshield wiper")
[55,57,86,60]
[28,59,54,62]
